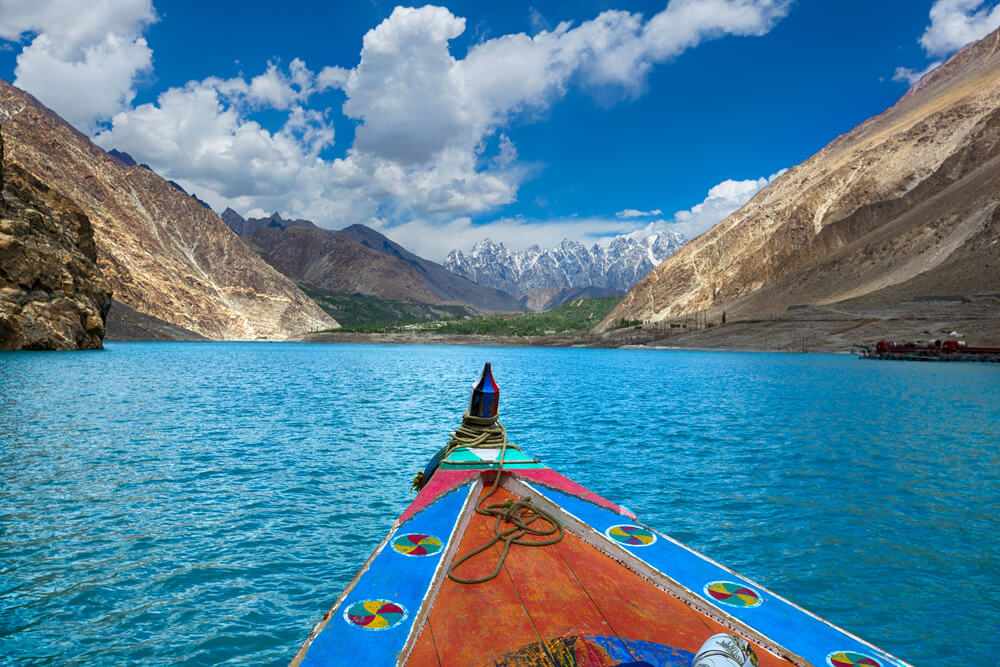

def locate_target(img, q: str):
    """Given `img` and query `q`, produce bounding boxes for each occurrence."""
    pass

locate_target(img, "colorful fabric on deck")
[492,635,694,667]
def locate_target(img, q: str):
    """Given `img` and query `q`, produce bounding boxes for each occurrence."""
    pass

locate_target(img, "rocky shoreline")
[105,300,207,341]
[0,126,111,350]
[301,330,594,348]
[301,298,1000,353]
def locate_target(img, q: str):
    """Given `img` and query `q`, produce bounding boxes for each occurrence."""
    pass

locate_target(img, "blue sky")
[1,1,998,259]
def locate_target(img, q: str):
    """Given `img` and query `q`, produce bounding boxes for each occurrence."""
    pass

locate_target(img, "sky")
[1,1,999,260]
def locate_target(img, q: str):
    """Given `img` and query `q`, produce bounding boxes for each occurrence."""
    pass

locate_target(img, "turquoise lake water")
[1,342,998,665]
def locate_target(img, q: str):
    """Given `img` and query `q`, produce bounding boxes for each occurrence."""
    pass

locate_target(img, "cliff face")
[600,28,1000,330]
[0,127,111,350]
[223,210,524,312]
[0,81,337,339]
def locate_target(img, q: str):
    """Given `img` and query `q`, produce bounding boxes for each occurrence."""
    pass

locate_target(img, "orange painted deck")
[407,487,792,667]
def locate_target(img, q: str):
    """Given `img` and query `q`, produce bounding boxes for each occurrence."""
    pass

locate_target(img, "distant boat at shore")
[860,339,1000,363]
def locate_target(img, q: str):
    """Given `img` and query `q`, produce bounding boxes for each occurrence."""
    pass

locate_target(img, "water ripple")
[1,343,998,664]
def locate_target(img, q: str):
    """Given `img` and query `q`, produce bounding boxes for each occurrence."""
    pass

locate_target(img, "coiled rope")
[446,413,509,450]
[445,414,563,585]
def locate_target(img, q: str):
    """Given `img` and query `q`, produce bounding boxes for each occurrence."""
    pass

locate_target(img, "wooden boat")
[860,339,1000,363]
[292,364,910,667]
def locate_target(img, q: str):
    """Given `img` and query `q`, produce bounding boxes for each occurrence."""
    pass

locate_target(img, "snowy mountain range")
[444,231,685,309]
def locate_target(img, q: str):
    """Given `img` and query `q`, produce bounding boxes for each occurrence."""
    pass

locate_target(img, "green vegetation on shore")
[303,286,475,331]
[433,297,620,336]
[313,295,621,336]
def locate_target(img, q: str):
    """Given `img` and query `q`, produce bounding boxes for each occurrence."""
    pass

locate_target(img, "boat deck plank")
[407,622,442,667]
[553,527,715,652]
[419,489,542,666]
[491,491,619,640]
[413,485,792,666]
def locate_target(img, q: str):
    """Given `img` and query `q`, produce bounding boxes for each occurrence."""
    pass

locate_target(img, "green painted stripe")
[443,447,537,464]
[440,461,546,470]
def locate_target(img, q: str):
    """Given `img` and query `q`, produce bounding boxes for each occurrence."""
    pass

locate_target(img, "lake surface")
[1,342,997,665]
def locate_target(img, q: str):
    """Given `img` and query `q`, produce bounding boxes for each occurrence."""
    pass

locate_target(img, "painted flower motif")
[827,651,883,667]
[605,524,657,547]
[344,599,407,630]
[392,532,443,557]
[704,581,763,608]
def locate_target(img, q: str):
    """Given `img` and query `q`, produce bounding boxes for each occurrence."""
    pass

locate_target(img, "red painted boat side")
[399,470,479,524]
[515,468,636,519]
[406,625,441,667]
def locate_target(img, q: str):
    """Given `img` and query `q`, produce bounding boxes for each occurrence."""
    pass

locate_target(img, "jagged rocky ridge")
[445,233,684,310]
[0,125,111,350]
[0,80,337,339]
[601,27,1000,331]
[223,210,523,312]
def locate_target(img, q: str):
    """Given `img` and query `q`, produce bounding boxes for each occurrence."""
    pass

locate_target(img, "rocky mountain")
[108,149,212,210]
[222,210,523,312]
[444,232,684,310]
[0,80,336,339]
[600,27,1000,331]
[107,149,137,167]
[544,286,626,309]
[0,126,111,350]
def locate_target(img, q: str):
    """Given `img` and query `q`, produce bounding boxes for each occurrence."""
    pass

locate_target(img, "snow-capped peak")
[444,229,685,298]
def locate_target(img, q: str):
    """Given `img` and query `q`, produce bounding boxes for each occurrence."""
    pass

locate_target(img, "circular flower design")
[344,599,407,631]
[704,581,763,608]
[605,524,656,547]
[826,651,883,667]
[391,532,443,557]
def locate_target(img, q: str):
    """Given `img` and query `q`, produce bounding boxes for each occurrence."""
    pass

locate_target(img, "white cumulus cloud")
[90,2,791,236]
[892,61,943,85]
[333,1,789,166]
[0,0,156,51]
[617,208,663,218]
[94,66,337,208]
[629,170,784,243]
[895,1,999,87]
[0,0,157,132]
[921,0,1000,56]
[12,2,793,249]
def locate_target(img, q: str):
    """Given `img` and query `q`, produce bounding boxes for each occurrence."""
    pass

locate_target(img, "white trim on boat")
[396,478,482,666]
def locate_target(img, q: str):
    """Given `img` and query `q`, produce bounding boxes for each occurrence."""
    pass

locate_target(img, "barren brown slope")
[338,224,524,311]
[0,81,337,339]
[224,211,523,311]
[599,28,1000,331]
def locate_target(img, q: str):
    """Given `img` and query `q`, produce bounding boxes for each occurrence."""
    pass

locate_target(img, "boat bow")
[293,365,910,667]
